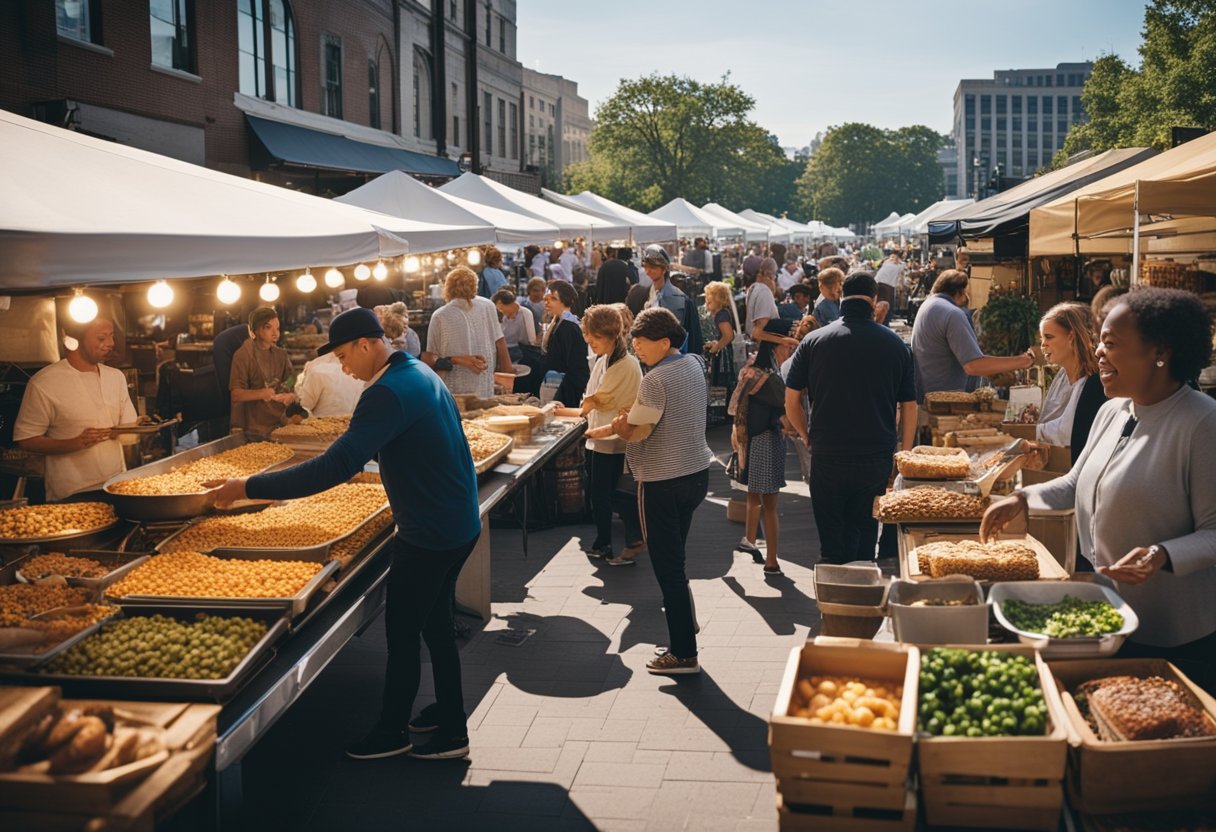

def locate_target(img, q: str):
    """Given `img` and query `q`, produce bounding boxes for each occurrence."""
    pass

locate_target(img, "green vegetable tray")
[988,581,1138,657]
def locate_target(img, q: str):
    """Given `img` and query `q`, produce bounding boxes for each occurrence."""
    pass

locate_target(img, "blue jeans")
[810,453,893,564]
[638,468,708,659]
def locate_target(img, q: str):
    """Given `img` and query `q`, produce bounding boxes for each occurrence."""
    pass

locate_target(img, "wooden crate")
[770,642,919,787]
[1048,657,1216,814]
[777,774,910,811]
[917,645,1069,830]
[899,528,1070,583]
[777,790,917,832]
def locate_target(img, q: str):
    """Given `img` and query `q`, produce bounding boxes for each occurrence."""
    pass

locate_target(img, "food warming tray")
[102,434,295,521]
[15,550,151,591]
[24,605,290,701]
[0,556,118,668]
[0,498,121,547]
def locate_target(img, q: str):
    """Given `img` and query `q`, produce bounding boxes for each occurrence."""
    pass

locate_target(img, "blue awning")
[245,115,459,178]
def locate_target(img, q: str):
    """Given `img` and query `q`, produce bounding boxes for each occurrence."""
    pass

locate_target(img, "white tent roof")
[746,210,813,242]
[649,198,740,238]
[737,209,793,243]
[0,109,494,289]
[341,171,559,245]
[700,203,770,242]
[832,227,857,239]
[871,211,903,231]
[441,173,629,240]
[891,212,918,234]
[541,189,676,243]
[905,198,975,235]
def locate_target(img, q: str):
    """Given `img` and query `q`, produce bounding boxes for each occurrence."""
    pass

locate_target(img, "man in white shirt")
[14,317,138,501]
[777,258,804,292]
[558,245,580,279]
[295,352,365,417]
[874,253,907,310]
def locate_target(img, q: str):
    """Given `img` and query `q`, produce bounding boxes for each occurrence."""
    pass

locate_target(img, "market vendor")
[909,269,1035,401]
[981,288,1216,694]
[228,307,295,438]
[208,306,480,761]
[14,317,139,501]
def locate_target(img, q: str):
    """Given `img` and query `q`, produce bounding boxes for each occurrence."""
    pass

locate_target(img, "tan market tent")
[0,109,495,289]
[1030,130,1216,258]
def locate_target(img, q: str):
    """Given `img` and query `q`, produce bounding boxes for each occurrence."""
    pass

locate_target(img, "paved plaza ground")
[236,425,848,830]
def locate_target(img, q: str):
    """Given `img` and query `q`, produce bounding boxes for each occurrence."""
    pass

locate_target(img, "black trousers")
[586,450,625,548]
[381,533,478,736]
[810,453,893,564]
[638,468,708,659]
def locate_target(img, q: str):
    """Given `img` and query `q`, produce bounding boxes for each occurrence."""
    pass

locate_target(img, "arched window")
[238,0,297,106]
[412,49,432,140]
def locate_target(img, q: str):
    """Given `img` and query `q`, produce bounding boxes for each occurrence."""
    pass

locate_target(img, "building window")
[1043,96,1052,115]
[484,3,492,46]
[497,98,506,157]
[483,91,493,152]
[980,95,991,115]
[321,34,342,118]
[368,58,380,129]
[151,0,194,72]
[238,0,297,106]
[529,96,534,109]
[529,114,534,128]
[549,102,555,117]
[412,49,431,139]
[997,117,1006,131]
[509,102,518,159]
[1028,96,1037,115]
[451,82,460,146]
[996,95,1006,115]
[528,133,536,163]
[1012,96,1022,115]
[498,16,505,52]
[56,0,99,43]
[450,0,457,20]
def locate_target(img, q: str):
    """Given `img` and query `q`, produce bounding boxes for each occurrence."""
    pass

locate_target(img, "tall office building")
[952,62,1092,198]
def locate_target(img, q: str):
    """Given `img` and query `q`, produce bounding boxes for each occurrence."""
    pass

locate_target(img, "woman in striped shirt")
[590,308,714,675]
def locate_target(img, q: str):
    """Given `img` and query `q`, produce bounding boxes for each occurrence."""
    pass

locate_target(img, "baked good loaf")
[875,487,988,522]
[1079,675,1216,741]
[895,446,971,480]
[915,540,1040,581]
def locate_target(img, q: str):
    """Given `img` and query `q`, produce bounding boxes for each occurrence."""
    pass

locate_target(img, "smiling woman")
[1034,303,1105,457]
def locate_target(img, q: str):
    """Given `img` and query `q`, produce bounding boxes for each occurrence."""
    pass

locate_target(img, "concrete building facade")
[521,66,590,189]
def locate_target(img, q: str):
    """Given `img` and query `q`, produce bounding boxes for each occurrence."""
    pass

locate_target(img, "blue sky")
[516,0,1148,147]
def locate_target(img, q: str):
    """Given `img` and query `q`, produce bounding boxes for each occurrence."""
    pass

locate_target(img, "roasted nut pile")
[108,551,324,599]
[0,584,93,626]
[876,487,988,522]
[46,613,269,679]
[271,416,351,442]
[328,508,393,569]
[790,675,902,731]
[896,446,971,480]
[463,421,511,463]
[925,391,978,404]
[108,442,293,495]
[0,503,115,539]
[160,483,387,552]
[916,540,1040,581]
[19,553,109,581]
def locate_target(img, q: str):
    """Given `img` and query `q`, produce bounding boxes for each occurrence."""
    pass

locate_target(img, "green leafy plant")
[977,287,1040,355]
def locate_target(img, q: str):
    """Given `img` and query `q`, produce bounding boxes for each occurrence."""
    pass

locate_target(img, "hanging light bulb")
[446,250,456,261]
[466,248,482,266]
[68,289,98,323]
[147,280,174,309]
[372,260,388,281]
[324,267,345,289]
[554,240,565,249]
[216,276,242,305]
[296,268,317,293]
[259,276,280,302]
[404,256,421,274]
[354,263,372,281]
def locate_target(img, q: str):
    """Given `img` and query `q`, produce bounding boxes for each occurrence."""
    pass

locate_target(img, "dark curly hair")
[1116,287,1214,384]
[630,307,685,347]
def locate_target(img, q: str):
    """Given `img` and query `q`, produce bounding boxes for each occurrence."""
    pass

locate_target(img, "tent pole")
[1131,181,1141,287]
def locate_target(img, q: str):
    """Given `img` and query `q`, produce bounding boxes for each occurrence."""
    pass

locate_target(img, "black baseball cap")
[318,307,385,355]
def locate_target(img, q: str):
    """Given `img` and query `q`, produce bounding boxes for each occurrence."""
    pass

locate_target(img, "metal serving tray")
[108,551,340,619]
[15,550,151,591]
[0,498,121,547]
[153,497,390,561]
[0,555,118,668]
[25,605,291,701]
[102,434,295,521]
[474,434,514,475]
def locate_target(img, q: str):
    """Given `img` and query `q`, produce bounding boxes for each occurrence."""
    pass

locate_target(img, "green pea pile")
[45,614,268,680]
[918,648,1047,738]
[1001,595,1124,638]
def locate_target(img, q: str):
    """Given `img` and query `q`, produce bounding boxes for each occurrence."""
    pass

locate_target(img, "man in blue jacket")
[209,307,480,761]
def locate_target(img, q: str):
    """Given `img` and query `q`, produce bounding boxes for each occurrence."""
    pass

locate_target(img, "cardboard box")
[725,497,747,524]
[777,790,916,832]
[770,642,919,788]
[1047,657,1216,814]
[917,644,1069,831]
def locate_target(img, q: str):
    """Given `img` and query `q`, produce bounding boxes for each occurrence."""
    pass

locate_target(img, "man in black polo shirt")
[784,272,917,564]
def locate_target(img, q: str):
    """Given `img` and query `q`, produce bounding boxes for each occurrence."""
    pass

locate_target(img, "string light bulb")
[147,280,174,309]
[259,276,280,302]
[554,240,565,249]
[296,268,317,293]
[372,260,388,281]
[466,248,482,266]
[446,250,456,261]
[324,267,345,289]
[67,289,98,323]
[404,256,420,274]
[216,276,241,305]
[354,263,371,281]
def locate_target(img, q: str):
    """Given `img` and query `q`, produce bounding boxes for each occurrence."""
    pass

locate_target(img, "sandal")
[763,564,783,575]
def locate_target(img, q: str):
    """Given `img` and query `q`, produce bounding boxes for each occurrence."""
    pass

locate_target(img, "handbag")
[725,450,748,486]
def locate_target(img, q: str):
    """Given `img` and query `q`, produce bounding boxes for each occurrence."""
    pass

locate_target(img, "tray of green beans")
[988,581,1139,657]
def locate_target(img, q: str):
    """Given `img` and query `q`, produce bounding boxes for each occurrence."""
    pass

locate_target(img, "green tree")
[1058,0,1216,163]
[564,73,798,213]
[796,123,945,228]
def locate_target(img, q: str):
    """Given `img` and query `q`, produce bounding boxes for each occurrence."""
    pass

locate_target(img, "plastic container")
[888,578,987,645]
[814,562,886,605]
[988,580,1138,657]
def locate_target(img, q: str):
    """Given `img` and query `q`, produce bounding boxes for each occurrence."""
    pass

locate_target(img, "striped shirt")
[625,354,714,482]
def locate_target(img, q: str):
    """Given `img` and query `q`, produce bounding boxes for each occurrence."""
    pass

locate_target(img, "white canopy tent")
[906,198,975,236]
[746,210,814,244]
[699,203,770,242]
[871,211,903,234]
[892,212,919,236]
[340,171,559,245]
[830,226,857,240]
[648,198,741,238]
[541,189,676,243]
[0,110,496,289]
[737,209,793,243]
[441,173,629,240]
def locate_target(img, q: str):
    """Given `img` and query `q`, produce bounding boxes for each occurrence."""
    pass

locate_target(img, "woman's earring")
[1156,360,1165,368]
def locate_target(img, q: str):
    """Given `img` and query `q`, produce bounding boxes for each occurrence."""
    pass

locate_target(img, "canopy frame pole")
[1131,180,1141,286]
